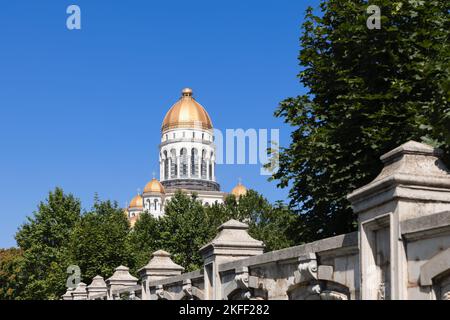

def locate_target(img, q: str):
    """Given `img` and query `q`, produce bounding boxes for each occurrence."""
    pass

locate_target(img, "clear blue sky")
[0,0,316,248]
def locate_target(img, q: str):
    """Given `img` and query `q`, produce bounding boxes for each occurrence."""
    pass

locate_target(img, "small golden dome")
[231,182,247,198]
[129,194,144,209]
[162,88,213,132]
[143,178,165,194]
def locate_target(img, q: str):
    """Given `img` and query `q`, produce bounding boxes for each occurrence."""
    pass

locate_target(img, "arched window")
[170,149,177,178]
[154,199,158,211]
[201,149,207,179]
[191,148,198,177]
[163,151,169,180]
[180,148,188,178]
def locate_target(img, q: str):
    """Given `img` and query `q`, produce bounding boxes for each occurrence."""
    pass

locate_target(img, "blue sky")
[0,0,316,248]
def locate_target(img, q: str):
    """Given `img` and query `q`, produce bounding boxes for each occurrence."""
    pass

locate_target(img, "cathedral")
[126,88,248,226]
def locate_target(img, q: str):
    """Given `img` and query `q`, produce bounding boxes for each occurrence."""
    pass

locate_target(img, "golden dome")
[162,88,213,132]
[129,194,143,209]
[143,178,165,194]
[231,182,247,198]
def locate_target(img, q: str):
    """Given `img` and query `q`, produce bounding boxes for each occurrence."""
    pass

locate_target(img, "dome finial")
[182,88,193,97]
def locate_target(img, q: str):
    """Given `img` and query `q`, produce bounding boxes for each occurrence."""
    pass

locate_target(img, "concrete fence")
[63,141,450,300]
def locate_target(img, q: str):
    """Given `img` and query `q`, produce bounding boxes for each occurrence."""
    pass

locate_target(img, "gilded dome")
[143,178,165,194]
[129,194,144,209]
[231,182,247,198]
[162,88,213,132]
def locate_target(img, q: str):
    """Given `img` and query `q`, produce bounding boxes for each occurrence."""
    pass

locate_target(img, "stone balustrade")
[62,141,450,300]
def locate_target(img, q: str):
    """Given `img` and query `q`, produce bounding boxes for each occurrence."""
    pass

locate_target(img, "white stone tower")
[159,88,219,192]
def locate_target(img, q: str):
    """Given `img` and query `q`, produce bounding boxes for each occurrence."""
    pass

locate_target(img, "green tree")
[127,213,162,272]
[217,190,298,251]
[272,0,450,242]
[0,248,24,300]
[69,199,132,282]
[15,188,81,299]
[158,191,213,271]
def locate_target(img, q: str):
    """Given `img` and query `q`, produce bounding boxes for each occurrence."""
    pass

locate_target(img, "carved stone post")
[87,275,108,299]
[72,282,88,300]
[199,219,265,300]
[138,250,184,300]
[348,141,450,300]
[62,287,74,300]
[105,266,138,300]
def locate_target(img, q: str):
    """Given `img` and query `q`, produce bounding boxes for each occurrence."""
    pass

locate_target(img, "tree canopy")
[4,188,297,299]
[271,0,449,242]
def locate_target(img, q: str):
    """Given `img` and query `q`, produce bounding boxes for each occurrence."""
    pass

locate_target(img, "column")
[176,156,180,179]
[188,155,191,179]
[199,219,264,300]
[168,158,172,179]
[138,250,184,300]
[206,159,210,181]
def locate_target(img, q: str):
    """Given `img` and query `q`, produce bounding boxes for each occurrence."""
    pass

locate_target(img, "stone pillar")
[176,156,180,178]
[105,265,138,300]
[138,250,184,300]
[72,282,88,300]
[206,159,211,180]
[211,161,215,181]
[87,275,108,299]
[197,155,201,179]
[348,141,450,300]
[62,287,74,300]
[199,219,265,300]
[188,154,192,179]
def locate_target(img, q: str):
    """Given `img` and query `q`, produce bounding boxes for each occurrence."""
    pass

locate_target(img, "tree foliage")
[69,200,133,282]
[14,188,81,299]
[5,188,296,299]
[0,248,23,300]
[272,0,450,242]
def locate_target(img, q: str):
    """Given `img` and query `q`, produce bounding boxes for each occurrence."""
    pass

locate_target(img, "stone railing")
[63,141,450,300]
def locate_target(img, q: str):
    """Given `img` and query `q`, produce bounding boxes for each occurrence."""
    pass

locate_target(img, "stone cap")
[106,266,138,284]
[199,219,265,257]
[138,250,184,276]
[62,287,74,300]
[380,141,442,164]
[72,282,87,294]
[348,141,450,212]
[87,275,107,290]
